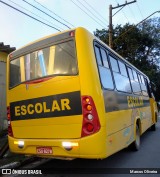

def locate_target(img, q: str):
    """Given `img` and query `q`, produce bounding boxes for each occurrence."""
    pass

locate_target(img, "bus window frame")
[108,52,132,94]
[118,60,128,77]
[108,53,120,73]
[94,45,103,66]
[93,41,115,91]
[145,78,152,98]
[127,66,142,96]
[93,40,150,97]
[9,39,78,90]
[138,73,149,97]
[131,69,142,96]
[100,48,109,68]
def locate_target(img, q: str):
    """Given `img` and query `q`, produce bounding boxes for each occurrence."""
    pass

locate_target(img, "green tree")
[94,17,160,101]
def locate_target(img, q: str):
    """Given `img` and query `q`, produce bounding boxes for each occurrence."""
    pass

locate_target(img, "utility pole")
[109,0,136,48]
[109,5,113,49]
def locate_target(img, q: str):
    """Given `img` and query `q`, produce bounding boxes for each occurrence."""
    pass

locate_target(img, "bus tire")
[130,124,140,151]
[150,113,157,131]
[150,124,156,131]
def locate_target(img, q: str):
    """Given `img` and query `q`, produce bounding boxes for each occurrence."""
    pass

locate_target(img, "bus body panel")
[150,97,158,124]
[8,76,84,139]
[7,27,157,159]
[8,126,107,159]
[75,28,106,128]
[7,27,107,158]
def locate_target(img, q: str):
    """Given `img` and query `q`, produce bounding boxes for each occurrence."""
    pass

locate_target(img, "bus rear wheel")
[150,124,156,131]
[130,125,140,151]
[150,114,157,131]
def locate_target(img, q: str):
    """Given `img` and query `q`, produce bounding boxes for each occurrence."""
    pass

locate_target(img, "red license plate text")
[36,147,53,154]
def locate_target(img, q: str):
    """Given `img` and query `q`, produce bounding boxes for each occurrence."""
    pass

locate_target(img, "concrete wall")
[0,61,7,131]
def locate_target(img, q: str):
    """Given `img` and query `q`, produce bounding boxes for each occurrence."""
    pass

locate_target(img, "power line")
[0,0,61,31]
[83,0,108,23]
[22,0,71,29]
[71,0,106,29]
[113,10,160,44]
[76,0,107,26]
[136,1,144,19]
[114,0,129,22]
[33,0,75,28]
[109,0,136,48]
[113,6,125,17]
[128,4,138,23]
[121,9,129,22]
[8,0,64,31]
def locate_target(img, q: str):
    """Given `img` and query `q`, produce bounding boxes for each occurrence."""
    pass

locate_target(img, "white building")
[0,42,15,131]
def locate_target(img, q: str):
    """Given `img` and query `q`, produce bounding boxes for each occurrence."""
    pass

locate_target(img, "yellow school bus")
[7,27,158,159]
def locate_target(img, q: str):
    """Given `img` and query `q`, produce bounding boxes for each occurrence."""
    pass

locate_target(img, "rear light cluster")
[81,96,101,137]
[9,54,12,59]
[7,106,13,137]
[69,31,75,37]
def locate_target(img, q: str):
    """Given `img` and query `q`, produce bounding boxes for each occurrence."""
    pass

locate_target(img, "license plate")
[36,147,53,154]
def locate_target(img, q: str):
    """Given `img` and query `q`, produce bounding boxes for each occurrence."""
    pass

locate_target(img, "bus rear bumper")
[8,127,107,159]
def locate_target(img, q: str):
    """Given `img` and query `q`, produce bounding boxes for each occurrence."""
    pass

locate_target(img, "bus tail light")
[9,54,12,59]
[69,31,75,37]
[7,106,13,137]
[81,96,101,137]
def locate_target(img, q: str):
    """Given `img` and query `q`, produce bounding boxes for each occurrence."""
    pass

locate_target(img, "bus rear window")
[9,40,77,88]
[10,58,21,88]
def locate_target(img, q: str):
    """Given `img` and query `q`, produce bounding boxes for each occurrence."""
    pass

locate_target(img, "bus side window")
[100,48,109,68]
[118,60,128,77]
[10,58,21,88]
[138,74,148,96]
[94,45,114,89]
[133,70,138,82]
[144,78,152,98]
[95,46,102,66]
[131,69,142,95]
[109,55,119,73]
[128,67,134,80]
[109,56,131,93]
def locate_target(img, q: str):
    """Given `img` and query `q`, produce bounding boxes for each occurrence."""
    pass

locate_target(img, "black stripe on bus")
[10,91,82,121]
[103,90,150,112]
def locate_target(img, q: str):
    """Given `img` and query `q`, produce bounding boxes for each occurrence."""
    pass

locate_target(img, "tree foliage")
[94,17,160,101]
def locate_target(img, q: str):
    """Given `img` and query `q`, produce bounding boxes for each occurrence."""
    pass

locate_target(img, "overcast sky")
[0,0,160,49]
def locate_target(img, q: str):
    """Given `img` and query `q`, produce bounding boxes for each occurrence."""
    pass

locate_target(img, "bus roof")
[10,28,76,59]
[10,27,148,80]
[93,31,148,79]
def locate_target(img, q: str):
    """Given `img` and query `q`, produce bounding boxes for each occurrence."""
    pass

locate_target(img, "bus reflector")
[87,114,93,120]
[81,96,101,137]
[9,54,12,59]
[62,142,79,147]
[86,105,92,111]
[62,142,79,151]
[7,106,13,137]
[14,141,24,148]
[69,31,75,37]
[86,123,94,132]
[86,98,90,103]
